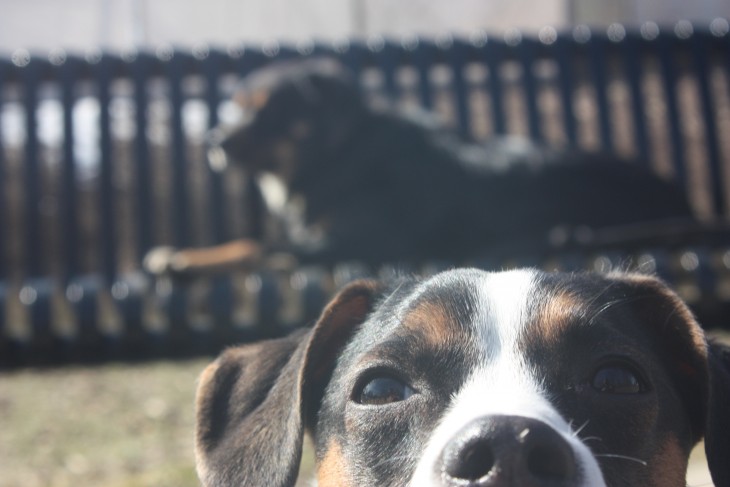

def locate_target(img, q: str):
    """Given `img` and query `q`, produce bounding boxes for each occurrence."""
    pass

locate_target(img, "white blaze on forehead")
[473,268,536,353]
[456,269,564,424]
[409,269,606,486]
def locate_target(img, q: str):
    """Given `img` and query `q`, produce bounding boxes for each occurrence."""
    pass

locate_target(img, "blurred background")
[1,1,729,486]
[3,0,730,50]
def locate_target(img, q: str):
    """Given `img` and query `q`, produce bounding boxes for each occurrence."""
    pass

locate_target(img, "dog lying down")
[145,59,694,276]
[195,268,730,487]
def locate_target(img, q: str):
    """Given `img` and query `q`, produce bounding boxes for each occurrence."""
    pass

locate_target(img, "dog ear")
[704,340,730,486]
[194,279,381,487]
[305,70,367,150]
[614,274,708,418]
[612,273,730,484]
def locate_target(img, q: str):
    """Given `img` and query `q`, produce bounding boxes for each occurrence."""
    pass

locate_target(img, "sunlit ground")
[0,360,203,487]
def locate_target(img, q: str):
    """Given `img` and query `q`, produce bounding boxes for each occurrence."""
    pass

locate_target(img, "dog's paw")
[143,246,189,276]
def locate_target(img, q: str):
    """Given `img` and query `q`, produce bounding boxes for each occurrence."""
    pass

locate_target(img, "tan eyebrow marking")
[401,300,457,347]
[529,289,588,345]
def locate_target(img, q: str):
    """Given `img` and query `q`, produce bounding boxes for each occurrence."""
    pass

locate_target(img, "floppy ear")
[613,273,730,485]
[305,71,367,150]
[705,340,730,487]
[194,279,381,487]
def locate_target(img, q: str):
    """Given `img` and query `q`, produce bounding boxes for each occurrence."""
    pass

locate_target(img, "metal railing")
[2,21,730,365]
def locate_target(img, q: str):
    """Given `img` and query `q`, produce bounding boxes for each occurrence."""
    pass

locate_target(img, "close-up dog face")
[195,269,730,487]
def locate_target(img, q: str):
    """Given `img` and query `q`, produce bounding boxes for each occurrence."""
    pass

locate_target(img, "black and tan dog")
[145,59,694,276]
[195,268,729,486]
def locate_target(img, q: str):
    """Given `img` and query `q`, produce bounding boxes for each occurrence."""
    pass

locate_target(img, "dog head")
[195,268,730,486]
[209,58,366,186]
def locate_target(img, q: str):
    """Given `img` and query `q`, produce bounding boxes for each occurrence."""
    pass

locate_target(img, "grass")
[0,358,316,487]
[0,360,204,487]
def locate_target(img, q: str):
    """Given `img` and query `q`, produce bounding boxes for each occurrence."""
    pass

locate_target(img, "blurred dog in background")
[145,59,694,276]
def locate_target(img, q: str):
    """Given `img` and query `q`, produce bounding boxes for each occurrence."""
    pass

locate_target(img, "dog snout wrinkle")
[441,415,577,487]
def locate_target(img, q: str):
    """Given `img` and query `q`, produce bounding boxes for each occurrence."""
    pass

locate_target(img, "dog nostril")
[442,417,578,485]
[444,439,495,481]
[526,439,575,480]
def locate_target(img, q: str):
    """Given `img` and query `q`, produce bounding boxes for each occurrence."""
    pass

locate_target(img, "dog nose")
[440,415,577,486]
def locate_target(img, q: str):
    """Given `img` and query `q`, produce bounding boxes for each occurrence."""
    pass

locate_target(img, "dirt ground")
[0,353,717,487]
[0,360,203,487]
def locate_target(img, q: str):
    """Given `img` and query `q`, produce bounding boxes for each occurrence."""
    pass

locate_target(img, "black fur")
[705,341,730,487]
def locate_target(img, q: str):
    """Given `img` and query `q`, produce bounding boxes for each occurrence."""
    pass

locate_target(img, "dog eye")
[356,376,414,405]
[591,364,645,394]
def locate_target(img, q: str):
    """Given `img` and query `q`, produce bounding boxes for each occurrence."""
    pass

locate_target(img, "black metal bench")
[2,20,730,366]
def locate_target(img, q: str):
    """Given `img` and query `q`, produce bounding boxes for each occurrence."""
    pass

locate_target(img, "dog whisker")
[580,436,603,443]
[582,280,620,311]
[593,453,648,466]
[636,257,658,274]
[571,419,590,437]
[587,295,646,326]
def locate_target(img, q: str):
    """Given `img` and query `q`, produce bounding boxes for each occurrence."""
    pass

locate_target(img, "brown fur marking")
[649,436,688,487]
[402,300,455,347]
[533,290,586,343]
[317,439,352,487]
[234,89,270,110]
[174,239,262,272]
